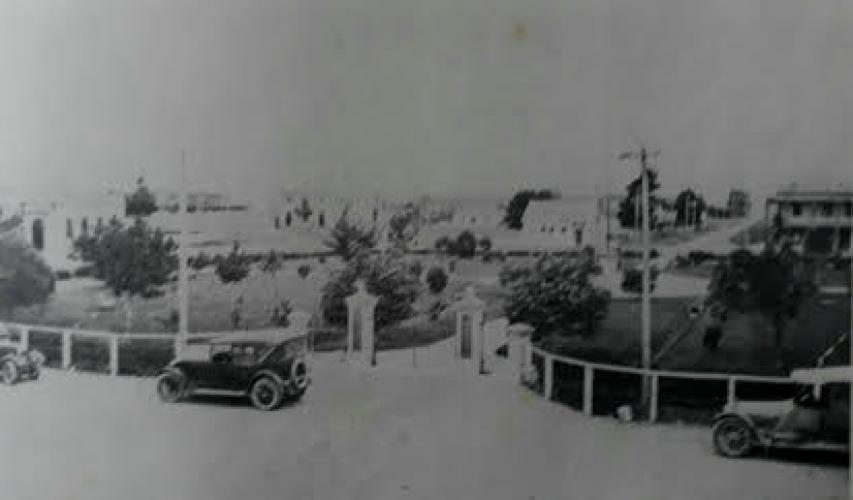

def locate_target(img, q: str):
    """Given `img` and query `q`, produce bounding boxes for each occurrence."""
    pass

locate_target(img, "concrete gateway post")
[455,286,485,373]
[345,280,379,366]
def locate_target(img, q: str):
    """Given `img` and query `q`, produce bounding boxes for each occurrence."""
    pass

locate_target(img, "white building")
[521,197,607,250]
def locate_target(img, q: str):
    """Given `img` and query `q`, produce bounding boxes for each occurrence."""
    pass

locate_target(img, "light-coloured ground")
[0,350,847,500]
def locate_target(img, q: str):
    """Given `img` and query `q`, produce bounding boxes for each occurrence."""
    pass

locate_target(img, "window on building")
[845,202,852,217]
[791,203,802,217]
[821,202,834,217]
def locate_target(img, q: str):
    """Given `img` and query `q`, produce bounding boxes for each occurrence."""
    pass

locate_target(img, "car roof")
[209,329,306,345]
[790,366,853,384]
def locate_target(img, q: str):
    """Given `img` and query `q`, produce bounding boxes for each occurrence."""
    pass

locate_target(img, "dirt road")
[0,356,846,500]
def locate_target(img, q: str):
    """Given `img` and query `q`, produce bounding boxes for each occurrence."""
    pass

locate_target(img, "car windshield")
[210,342,273,366]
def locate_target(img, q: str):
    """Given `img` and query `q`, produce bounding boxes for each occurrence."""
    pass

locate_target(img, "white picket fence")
[0,322,306,376]
[530,345,793,422]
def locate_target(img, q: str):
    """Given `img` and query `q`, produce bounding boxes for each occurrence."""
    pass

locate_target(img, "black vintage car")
[156,331,310,410]
[0,343,45,385]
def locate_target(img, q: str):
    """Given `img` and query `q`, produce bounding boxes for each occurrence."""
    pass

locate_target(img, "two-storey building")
[764,185,853,255]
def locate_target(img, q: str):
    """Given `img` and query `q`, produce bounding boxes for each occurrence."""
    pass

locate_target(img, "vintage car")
[0,343,45,385]
[712,366,851,458]
[156,331,310,410]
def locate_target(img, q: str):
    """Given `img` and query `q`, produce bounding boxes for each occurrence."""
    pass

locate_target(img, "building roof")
[209,329,306,345]
[769,185,853,202]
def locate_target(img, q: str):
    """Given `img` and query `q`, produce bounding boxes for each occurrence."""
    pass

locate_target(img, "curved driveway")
[0,355,847,500]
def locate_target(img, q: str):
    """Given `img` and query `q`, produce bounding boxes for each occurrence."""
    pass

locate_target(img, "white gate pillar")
[455,286,485,373]
[345,280,378,366]
[508,323,534,384]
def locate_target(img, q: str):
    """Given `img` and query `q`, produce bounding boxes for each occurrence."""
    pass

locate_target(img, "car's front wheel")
[0,359,18,385]
[713,417,755,458]
[250,377,284,411]
[157,371,188,403]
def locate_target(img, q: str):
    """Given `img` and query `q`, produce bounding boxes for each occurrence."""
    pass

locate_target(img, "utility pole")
[619,146,658,411]
[176,150,189,358]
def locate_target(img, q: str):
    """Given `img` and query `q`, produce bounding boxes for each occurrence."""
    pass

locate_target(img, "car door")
[821,382,850,443]
[217,344,255,391]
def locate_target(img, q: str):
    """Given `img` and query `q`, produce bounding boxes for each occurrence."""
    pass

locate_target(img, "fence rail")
[0,322,307,377]
[529,345,793,423]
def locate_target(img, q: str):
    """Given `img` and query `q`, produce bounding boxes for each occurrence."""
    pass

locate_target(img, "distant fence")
[529,345,795,424]
[0,322,308,377]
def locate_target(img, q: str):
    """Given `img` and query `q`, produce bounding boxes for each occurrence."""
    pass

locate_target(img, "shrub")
[426,266,448,294]
[504,255,611,337]
[297,264,312,279]
[620,267,659,295]
[408,260,424,279]
[270,299,293,327]
[215,241,251,285]
[478,236,493,253]
[435,236,452,253]
[0,240,55,313]
[454,230,477,259]
[55,270,72,281]
[448,259,457,273]
[321,253,421,329]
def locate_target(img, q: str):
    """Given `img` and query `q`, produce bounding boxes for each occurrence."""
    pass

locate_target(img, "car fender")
[712,412,764,444]
[249,369,287,392]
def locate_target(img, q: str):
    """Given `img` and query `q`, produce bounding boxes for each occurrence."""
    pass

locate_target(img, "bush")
[321,253,421,329]
[478,236,493,253]
[620,268,659,294]
[297,264,312,279]
[454,230,477,259]
[0,240,55,313]
[426,266,448,294]
[408,259,424,279]
[215,242,251,284]
[55,270,72,281]
[504,255,610,337]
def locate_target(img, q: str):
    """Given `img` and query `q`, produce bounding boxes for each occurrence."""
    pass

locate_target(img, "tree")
[72,217,177,330]
[454,230,477,259]
[503,254,611,338]
[324,211,376,262]
[320,252,421,329]
[261,250,283,299]
[708,244,816,348]
[674,189,706,228]
[727,189,751,218]
[425,266,448,294]
[388,202,422,251]
[0,240,55,315]
[502,189,560,230]
[617,168,661,228]
[285,211,293,227]
[215,241,251,285]
[124,177,158,217]
[294,198,313,223]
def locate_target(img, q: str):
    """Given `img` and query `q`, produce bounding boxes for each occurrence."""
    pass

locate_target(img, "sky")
[0,0,851,205]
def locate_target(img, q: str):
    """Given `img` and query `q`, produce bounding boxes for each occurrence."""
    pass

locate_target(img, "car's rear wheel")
[250,377,283,411]
[157,371,187,403]
[0,359,18,385]
[713,417,755,458]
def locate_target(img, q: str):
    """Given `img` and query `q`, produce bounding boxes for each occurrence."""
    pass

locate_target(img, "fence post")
[583,365,594,416]
[20,327,29,351]
[62,331,72,370]
[109,336,119,376]
[727,377,737,407]
[543,356,554,400]
[649,374,659,423]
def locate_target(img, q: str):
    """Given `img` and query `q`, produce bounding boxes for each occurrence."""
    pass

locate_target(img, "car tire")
[250,377,284,411]
[30,364,40,381]
[0,359,18,385]
[157,371,187,403]
[712,417,755,458]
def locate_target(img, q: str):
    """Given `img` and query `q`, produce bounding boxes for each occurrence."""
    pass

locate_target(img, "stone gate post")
[455,286,485,373]
[507,323,534,384]
[345,280,379,365]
